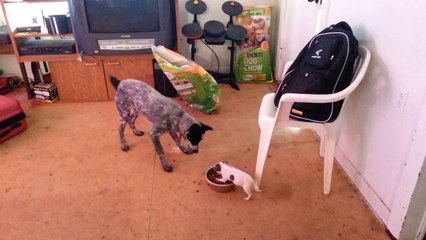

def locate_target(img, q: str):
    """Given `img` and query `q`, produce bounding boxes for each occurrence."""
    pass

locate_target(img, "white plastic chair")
[255,46,371,194]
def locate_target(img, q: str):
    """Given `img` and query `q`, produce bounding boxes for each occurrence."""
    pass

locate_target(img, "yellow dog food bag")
[235,5,273,83]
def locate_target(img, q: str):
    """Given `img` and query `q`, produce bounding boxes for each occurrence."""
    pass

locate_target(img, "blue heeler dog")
[110,76,213,172]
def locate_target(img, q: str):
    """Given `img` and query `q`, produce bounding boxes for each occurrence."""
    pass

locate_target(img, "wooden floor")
[0,84,391,240]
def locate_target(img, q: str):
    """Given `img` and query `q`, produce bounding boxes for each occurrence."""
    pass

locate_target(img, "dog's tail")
[109,76,121,90]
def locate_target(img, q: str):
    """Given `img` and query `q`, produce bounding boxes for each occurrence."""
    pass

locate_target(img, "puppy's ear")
[200,122,213,131]
[214,164,221,171]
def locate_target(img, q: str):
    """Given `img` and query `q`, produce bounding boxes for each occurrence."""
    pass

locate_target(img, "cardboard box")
[34,83,59,102]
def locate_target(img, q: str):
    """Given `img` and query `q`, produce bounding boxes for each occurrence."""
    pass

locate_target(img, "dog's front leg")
[149,130,173,172]
[169,131,193,154]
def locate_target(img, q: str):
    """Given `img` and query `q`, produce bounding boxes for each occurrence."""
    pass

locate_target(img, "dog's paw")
[133,130,144,136]
[180,147,194,154]
[162,164,173,172]
[183,149,193,155]
[121,144,129,152]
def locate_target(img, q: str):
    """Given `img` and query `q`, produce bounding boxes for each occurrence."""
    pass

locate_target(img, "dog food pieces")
[207,170,233,185]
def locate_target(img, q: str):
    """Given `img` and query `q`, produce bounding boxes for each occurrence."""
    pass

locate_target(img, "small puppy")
[110,76,212,172]
[214,161,261,200]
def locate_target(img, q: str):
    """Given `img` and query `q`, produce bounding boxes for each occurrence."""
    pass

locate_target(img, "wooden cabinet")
[49,54,155,101]
[49,60,107,101]
[102,54,154,100]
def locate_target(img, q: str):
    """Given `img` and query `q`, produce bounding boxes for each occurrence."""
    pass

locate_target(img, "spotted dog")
[110,76,213,172]
[214,161,261,200]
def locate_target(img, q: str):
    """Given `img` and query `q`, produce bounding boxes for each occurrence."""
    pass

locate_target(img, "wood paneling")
[103,55,155,100]
[49,54,155,101]
[49,60,108,101]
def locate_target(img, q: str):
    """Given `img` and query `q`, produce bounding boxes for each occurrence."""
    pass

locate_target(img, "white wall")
[328,1,426,238]
[393,103,426,239]
[274,0,318,80]
[4,2,68,32]
[278,0,426,238]
[0,52,35,80]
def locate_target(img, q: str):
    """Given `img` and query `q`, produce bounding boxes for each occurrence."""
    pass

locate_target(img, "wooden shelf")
[14,32,74,38]
[2,0,75,62]
[18,53,79,62]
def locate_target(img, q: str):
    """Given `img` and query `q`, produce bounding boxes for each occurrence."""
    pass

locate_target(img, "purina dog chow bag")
[152,46,221,114]
[235,5,273,83]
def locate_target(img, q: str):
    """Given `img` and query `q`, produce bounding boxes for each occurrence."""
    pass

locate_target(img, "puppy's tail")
[254,183,261,192]
[109,76,121,90]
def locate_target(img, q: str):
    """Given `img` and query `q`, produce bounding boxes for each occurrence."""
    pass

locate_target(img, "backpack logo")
[311,49,323,59]
[291,108,303,115]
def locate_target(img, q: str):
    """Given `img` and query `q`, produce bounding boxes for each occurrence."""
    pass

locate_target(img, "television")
[68,0,176,55]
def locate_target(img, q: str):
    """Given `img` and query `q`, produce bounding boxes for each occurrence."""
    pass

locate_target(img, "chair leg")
[319,131,325,157]
[323,135,336,194]
[255,124,275,189]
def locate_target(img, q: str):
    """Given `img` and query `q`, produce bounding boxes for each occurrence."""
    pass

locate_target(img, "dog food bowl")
[205,165,235,193]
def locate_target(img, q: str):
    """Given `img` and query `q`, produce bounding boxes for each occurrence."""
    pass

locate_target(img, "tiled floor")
[0,83,390,239]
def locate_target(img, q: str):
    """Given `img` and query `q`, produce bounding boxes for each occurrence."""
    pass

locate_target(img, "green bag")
[152,46,221,114]
[235,5,273,83]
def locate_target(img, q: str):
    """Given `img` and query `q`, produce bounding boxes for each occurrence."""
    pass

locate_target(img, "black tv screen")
[85,0,160,33]
[69,0,176,55]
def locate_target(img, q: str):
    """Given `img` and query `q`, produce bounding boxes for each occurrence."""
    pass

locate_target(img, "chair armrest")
[279,90,350,105]
[276,79,357,120]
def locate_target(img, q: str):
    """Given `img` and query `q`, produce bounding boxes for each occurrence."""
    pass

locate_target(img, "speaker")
[152,60,178,98]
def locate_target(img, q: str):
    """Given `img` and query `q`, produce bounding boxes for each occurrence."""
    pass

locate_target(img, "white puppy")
[214,161,261,200]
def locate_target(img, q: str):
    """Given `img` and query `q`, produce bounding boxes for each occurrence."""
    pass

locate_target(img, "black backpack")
[274,21,358,123]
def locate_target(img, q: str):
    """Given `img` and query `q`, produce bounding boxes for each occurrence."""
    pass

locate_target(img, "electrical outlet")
[394,87,408,113]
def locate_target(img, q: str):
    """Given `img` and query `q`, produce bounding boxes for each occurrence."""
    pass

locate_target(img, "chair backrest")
[341,46,371,100]
[282,45,371,96]
[275,46,371,124]
[332,45,371,121]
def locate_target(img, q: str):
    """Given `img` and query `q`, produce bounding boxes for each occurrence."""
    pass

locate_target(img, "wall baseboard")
[334,145,391,224]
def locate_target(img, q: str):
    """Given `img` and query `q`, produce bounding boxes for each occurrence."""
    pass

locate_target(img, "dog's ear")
[187,124,208,145]
[214,163,221,171]
[200,122,213,131]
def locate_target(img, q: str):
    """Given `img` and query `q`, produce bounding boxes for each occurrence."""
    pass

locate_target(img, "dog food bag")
[152,46,221,114]
[235,5,273,83]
